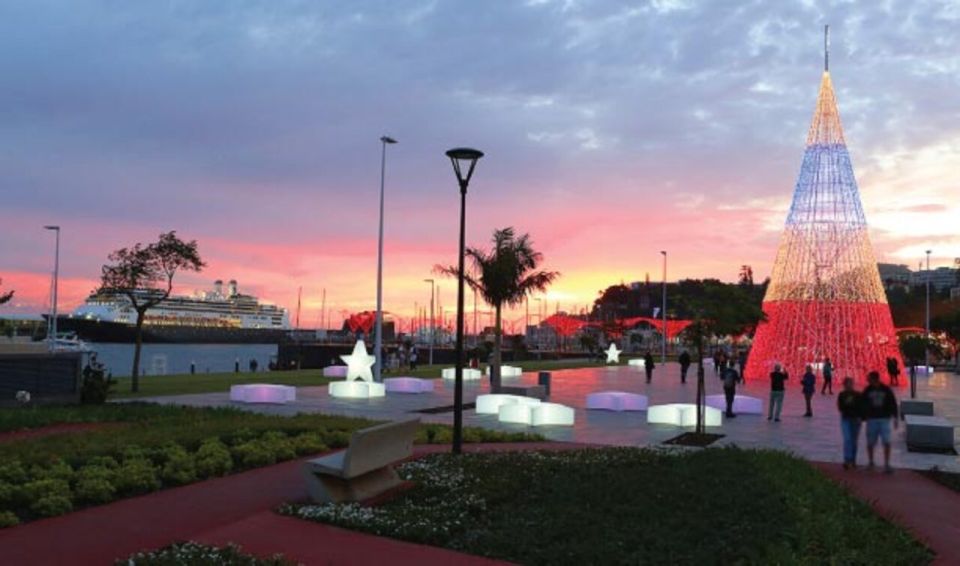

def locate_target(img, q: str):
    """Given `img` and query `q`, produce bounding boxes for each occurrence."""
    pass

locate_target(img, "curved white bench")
[323,366,348,378]
[384,377,435,394]
[230,384,296,404]
[498,403,534,424]
[485,365,523,377]
[329,381,386,399]
[627,359,645,367]
[704,394,763,414]
[647,403,722,427]
[586,391,648,412]
[441,367,483,380]
[532,403,575,426]
[476,393,541,415]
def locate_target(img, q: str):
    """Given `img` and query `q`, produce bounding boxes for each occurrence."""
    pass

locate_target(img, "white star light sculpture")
[340,340,376,382]
[606,343,621,364]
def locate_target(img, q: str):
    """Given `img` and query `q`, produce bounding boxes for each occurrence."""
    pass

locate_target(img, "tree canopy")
[0,278,12,305]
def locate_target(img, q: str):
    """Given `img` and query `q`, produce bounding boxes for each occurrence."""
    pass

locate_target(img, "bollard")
[234,358,240,373]
[538,371,552,397]
[190,361,196,375]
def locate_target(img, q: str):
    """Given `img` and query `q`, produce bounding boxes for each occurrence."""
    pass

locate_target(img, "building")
[909,266,959,292]
[877,263,912,290]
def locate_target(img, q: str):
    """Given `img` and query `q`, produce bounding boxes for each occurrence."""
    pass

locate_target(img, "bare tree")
[0,278,12,305]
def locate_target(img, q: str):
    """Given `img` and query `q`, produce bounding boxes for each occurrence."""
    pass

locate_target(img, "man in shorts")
[862,370,899,473]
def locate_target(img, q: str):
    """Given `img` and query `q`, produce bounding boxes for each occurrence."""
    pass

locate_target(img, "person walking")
[862,370,899,473]
[678,350,691,384]
[722,360,739,418]
[886,356,900,387]
[801,365,816,417]
[821,356,834,395]
[737,350,747,383]
[837,377,862,470]
[713,350,722,375]
[768,363,788,422]
[409,344,419,370]
[643,351,655,384]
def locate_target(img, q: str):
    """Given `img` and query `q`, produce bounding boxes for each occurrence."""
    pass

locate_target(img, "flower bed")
[120,542,294,565]
[284,447,932,565]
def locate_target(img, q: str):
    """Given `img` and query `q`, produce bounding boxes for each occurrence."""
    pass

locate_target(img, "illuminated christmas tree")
[745,27,903,384]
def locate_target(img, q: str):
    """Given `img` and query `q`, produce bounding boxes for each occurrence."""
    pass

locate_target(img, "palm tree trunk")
[493,304,503,391]
[131,311,145,393]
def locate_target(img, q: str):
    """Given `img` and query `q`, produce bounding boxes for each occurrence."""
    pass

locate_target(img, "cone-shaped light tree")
[745,27,902,384]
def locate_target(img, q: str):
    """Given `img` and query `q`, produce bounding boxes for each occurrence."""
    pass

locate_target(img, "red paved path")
[815,463,960,565]
[0,442,589,565]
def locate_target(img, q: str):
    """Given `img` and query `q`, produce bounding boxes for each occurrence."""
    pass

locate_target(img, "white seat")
[485,365,523,377]
[704,394,763,414]
[531,403,575,426]
[322,366,348,378]
[627,359,645,367]
[498,403,534,424]
[441,367,483,380]
[475,393,541,415]
[384,377,434,394]
[586,391,648,412]
[647,403,722,427]
[328,381,386,399]
[230,384,296,404]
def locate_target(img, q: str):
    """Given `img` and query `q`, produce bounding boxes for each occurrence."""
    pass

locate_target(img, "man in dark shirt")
[768,363,788,422]
[862,370,899,473]
[837,377,862,469]
[678,351,691,384]
[722,360,739,418]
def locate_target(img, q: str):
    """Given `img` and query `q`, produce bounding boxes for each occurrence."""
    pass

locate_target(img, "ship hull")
[52,317,290,345]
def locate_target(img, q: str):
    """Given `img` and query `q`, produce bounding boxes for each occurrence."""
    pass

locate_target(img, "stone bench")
[647,403,722,427]
[485,365,523,377]
[303,418,419,503]
[384,377,435,394]
[627,359,645,367]
[322,366,348,378]
[229,384,296,404]
[475,393,541,415]
[328,380,386,399]
[441,367,483,381]
[900,399,934,419]
[704,394,763,415]
[586,391,648,412]
[905,415,955,451]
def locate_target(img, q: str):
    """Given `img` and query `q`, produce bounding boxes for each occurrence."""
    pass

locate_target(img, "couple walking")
[766,362,830,420]
[838,371,899,472]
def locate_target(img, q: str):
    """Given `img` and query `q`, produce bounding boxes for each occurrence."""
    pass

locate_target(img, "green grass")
[286,447,932,565]
[109,358,621,399]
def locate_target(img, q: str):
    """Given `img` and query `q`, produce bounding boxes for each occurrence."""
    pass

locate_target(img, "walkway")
[815,463,960,566]
[0,442,585,565]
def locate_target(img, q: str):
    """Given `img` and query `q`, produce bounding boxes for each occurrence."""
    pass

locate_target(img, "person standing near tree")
[837,377,863,470]
[862,370,899,473]
[821,356,834,395]
[722,359,739,418]
[886,356,900,386]
[801,365,816,417]
[768,363,788,422]
[737,350,747,383]
[678,350,691,384]
[643,350,655,383]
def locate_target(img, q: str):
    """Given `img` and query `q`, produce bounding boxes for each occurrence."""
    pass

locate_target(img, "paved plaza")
[142,362,960,472]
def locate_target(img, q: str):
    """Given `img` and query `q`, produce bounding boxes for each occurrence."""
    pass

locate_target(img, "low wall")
[0,352,82,405]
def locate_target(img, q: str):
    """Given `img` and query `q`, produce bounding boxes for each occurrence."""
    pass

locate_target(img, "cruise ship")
[55,280,292,344]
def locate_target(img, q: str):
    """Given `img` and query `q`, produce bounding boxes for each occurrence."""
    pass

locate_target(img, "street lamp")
[424,278,435,366]
[446,146,483,455]
[925,249,932,371]
[660,250,667,364]
[44,225,60,351]
[374,135,397,383]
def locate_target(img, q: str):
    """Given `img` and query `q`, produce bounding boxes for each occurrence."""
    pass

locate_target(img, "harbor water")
[90,343,279,378]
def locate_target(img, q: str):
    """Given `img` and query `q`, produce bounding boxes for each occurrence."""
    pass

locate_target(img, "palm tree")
[436,227,559,390]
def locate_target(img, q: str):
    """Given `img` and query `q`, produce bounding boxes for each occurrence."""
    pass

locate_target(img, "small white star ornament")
[606,343,621,364]
[340,340,376,382]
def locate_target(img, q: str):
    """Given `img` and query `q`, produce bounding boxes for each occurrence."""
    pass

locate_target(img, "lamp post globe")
[446,146,483,455]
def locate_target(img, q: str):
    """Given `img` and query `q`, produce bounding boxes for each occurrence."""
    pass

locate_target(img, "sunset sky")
[2,0,958,329]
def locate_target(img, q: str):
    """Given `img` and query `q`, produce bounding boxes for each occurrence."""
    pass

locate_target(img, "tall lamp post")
[44,225,60,351]
[925,249,932,372]
[446,147,483,455]
[660,250,667,364]
[424,278,435,366]
[374,135,397,382]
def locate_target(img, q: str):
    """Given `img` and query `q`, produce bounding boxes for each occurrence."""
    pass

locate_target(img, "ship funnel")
[228,279,238,297]
[214,280,223,296]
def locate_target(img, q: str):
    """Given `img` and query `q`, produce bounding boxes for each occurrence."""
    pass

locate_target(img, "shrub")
[80,365,114,404]
[160,446,197,486]
[30,495,73,518]
[0,461,28,484]
[21,478,71,503]
[31,459,74,484]
[260,431,296,461]
[0,510,19,528]
[115,459,160,496]
[325,430,351,448]
[86,456,120,470]
[0,481,16,508]
[291,433,327,456]
[195,440,233,478]
[121,542,295,565]
[231,441,276,469]
[74,477,116,505]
